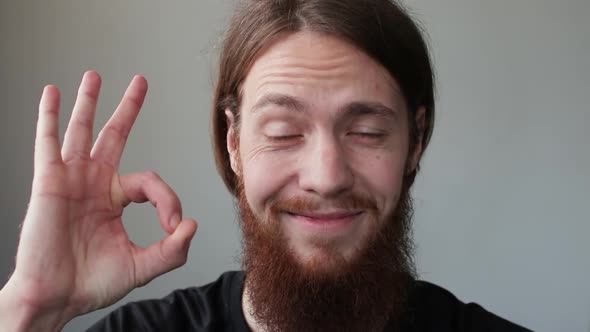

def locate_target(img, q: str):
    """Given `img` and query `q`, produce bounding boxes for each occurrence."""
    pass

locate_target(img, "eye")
[347,130,388,144]
[352,132,385,138]
[262,120,303,144]
[265,134,303,142]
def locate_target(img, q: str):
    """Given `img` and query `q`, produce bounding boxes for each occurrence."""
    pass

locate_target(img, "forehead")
[240,31,406,114]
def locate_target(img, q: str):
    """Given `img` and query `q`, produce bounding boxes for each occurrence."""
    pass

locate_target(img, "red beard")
[238,180,417,332]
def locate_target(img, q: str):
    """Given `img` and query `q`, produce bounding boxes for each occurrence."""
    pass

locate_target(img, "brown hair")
[212,0,435,196]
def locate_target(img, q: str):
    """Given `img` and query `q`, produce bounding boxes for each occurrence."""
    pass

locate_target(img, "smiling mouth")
[285,210,364,232]
[288,210,363,221]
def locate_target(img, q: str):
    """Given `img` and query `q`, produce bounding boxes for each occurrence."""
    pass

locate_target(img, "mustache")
[268,193,378,215]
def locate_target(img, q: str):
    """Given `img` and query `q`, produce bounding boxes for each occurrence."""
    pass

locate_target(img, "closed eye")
[347,131,388,145]
[353,132,384,137]
[349,132,386,138]
[265,135,303,142]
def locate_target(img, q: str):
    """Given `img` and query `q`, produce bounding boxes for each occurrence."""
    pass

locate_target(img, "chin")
[288,238,367,278]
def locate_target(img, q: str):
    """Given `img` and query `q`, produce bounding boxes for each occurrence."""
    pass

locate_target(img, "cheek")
[240,143,297,216]
[351,151,407,215]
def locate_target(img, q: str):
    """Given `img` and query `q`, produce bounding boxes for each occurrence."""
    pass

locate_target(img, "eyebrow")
[250,93,399,119]
[342,101,399,120]
[251,93,307,114]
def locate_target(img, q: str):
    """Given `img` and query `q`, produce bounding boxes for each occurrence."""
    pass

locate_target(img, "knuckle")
[62,150,90,163]
[157,242,184,269]
[74,116,93,130]
[81,89,99,103]
[176,250,189,267]
[125,96,142,110]
[143,171,162,182]
[103,124,130,140]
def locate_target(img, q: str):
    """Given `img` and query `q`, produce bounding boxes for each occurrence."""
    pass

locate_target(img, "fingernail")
[171,214,180,229]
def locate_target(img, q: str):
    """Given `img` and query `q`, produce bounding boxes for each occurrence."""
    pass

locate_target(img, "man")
[0,0,531,331]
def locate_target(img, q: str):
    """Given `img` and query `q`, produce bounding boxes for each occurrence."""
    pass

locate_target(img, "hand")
[4,71,198,323]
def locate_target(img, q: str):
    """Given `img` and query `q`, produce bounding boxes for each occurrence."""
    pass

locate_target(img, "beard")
[237,179,417,332]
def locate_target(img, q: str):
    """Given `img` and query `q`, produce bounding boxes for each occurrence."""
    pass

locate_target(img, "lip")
[289,209,363,220]
[285,209,363,232]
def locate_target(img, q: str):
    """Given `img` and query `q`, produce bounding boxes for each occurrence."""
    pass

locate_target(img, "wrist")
[0,280,73,332]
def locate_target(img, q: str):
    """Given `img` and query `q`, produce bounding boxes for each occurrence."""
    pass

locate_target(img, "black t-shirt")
[87,271,532,332]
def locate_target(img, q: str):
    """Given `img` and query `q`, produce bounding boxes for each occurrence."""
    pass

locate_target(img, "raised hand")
[1,71,198,330]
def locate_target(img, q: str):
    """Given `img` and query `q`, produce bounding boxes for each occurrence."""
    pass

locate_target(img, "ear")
[225,109,239,174]
[408,106,426,174]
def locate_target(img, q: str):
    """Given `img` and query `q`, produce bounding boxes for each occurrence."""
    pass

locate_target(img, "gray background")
[1,0,588,331]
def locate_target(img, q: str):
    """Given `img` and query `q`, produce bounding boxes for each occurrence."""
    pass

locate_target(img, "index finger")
[90,75,148,167]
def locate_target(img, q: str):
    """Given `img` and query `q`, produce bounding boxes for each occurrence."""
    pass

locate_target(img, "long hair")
[212,0,435,195]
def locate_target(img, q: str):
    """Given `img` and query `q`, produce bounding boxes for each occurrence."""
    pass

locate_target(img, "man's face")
[227,31,424,331]
[227,31,419,271]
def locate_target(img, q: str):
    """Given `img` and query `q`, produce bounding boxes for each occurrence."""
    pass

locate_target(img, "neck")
[242,283,265,332]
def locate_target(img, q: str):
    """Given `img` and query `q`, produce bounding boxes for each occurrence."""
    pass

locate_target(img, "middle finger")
[62,71,101,162]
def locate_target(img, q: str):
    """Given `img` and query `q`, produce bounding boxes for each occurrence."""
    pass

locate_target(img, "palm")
[12,71,197,317]
[37,160,133,310]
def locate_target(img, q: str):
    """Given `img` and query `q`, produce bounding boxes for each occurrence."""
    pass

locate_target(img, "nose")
[298,135,354,198]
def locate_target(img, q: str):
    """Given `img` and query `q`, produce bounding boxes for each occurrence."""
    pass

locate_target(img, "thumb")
[132,218,198,286]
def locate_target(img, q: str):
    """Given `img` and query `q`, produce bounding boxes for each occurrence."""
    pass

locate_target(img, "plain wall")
[1,1,588,331]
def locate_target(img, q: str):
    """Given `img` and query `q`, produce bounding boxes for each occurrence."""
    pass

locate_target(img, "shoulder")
[402,280,532,332]
[86,271,245,332]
